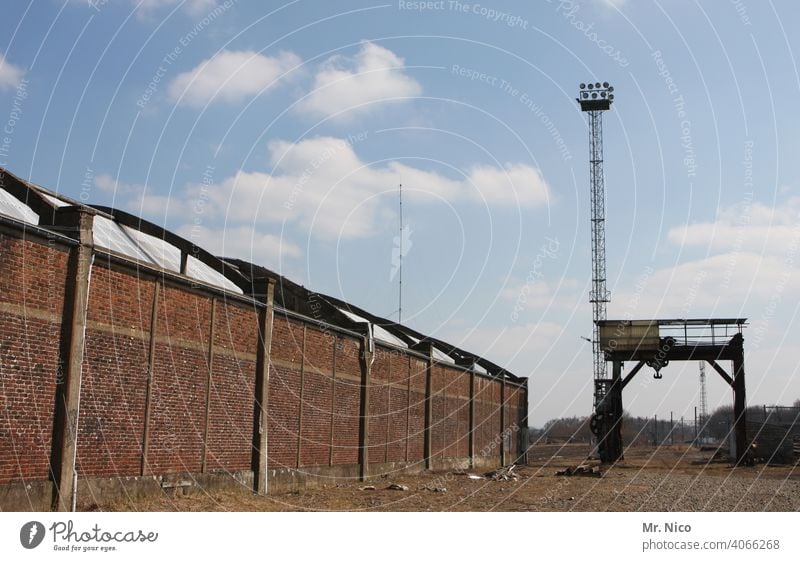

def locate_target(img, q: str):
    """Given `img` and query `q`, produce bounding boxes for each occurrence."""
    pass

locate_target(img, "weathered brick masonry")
[0,170,528,511]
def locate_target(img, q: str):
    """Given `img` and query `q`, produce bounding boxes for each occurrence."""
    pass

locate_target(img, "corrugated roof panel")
[39,192,70,208]
[186,255,243,294]
[123,226,181,272]
[0,188,39,224]
[92,216,154,263]
[373,324,407,348]
[338,307,368,324]
[432,347,455,365]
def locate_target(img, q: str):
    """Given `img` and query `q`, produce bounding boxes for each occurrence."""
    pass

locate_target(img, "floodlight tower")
[577,81,615,407]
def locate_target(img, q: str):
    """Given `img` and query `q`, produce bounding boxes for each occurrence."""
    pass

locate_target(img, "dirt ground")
[92,444,800,512]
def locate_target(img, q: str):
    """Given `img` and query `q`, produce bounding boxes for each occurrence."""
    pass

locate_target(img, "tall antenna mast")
[398,181,403,324]
[577,81,615,407]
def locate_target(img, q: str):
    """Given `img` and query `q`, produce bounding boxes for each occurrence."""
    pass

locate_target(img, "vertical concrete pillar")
[52,208,94,512]
[412,342,434,470]
[456,357,477,469]
[141,279,160,476]
[731,333,748,464]
[520,378,530,464]
[358,329,373,481]
[329,338,337,467]
[404,356,411,463]
[296,326,306,468]
[468,371,476,468]
[201,299,217,473]
[253,278,275,495]
[385,355,391,464]
[500,375,506,466]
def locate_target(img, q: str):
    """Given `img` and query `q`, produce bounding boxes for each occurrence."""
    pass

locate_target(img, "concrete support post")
[358,330,373,481]
[419,343,434,470]
[296,326,306,468]
[201,299,216,473]
[253,278,276,495]
[731,333,748,464]
[500,376,506,466]
[141,280,160,476]
[455,357,477,468]
[52,208,94,512]
[329,339,337,467]
[520,378,530,464]
[469,371,476,468]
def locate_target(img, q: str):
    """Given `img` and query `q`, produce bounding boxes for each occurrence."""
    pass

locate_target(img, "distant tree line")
[531,401,800,451]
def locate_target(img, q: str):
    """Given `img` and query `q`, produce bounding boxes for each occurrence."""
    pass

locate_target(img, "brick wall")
[0,233,68,484]
[0,225,528,496]
[76,265,152,478]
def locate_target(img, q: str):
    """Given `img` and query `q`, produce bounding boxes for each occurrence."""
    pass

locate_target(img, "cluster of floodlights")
[579,81,614,101]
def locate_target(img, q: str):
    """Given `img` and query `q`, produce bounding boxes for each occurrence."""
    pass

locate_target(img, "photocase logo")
[390,224,413,281]
[20,521,45,549]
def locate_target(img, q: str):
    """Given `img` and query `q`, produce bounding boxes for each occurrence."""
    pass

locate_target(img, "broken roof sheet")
[0,188,38,224]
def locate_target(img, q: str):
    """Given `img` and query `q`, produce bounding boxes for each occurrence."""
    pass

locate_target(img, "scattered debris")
[420,485,447,493]
[387,484,409,491]
[359,485,376,491]
[555,464,602,478]
[484,465,519,481]
[467,474,484,480]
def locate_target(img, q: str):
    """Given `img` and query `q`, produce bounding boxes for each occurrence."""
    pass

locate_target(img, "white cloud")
[175,224,302,268]
[612,198,800,318]
[187,136,551,239]
[612,252,799,319]
[297,42,421,120]
[94,172,186,218]
[668,197,800,255]
[0,53,24,91]
[168,50,301,107]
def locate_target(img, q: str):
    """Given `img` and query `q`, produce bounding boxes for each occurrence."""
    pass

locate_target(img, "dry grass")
[88,445,800,512]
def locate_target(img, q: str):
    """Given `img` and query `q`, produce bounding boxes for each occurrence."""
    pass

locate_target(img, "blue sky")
[2,0,799,426]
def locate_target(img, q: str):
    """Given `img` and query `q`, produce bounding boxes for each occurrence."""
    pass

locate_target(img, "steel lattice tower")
[699,361,708,422]
[577,82,615,401]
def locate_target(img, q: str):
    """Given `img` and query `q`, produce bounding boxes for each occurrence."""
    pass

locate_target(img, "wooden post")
[201,299,216,473]
[52,208,94,512]
[141,280,160,476]
[358,330,373,481]
[254,278,275,495]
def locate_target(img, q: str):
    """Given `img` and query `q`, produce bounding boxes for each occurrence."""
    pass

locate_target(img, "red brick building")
[0,167,528,511]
